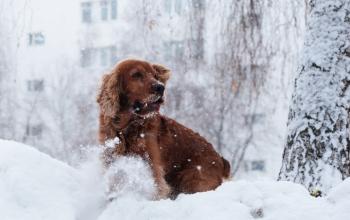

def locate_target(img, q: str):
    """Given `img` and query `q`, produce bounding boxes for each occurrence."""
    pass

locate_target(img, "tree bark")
[278,0,350,195]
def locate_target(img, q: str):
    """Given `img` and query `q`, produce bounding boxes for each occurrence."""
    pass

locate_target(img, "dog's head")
[97,59,170,117]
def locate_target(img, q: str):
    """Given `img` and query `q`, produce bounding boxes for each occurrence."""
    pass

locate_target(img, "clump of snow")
[105,156,156,200]
[104,137,120,148]
[1,139,350,220]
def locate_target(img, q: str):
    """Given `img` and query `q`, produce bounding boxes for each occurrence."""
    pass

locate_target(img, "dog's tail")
[221,157,231,179]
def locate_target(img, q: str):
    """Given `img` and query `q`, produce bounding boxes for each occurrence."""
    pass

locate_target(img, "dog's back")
[153,115,231,197]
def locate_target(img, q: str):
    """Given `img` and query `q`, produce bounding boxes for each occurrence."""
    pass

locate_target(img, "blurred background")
[0,0,306,179]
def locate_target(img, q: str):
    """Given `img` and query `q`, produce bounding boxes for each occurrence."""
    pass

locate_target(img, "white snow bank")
[0,139,155,220]
[100,179,350,220]
[0,140,81,220]
[1,139,350,220]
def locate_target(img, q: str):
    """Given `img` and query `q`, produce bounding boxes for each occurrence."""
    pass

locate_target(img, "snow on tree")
[279,0,350,194]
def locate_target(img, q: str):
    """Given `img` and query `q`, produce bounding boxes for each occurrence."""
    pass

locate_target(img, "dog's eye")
[132,72,143,79]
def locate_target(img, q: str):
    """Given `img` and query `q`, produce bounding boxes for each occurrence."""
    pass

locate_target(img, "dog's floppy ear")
[97,72,120,117]
[152,63,171,84]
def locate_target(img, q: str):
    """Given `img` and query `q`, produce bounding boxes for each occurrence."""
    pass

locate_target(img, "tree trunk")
[278,0,350,195]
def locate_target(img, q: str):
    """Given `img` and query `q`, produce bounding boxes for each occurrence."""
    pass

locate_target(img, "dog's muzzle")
[152,83,165,96]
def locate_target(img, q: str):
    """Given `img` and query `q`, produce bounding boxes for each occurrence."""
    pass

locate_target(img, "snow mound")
[100,180,350,220]
[1,139,350,220]
[0,140,81,220]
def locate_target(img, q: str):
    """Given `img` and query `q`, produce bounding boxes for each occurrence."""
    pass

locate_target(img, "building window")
[26,124,43,138]
[81,2,92,23]
[164,0,171,14]
[244,160,266,172]
[174,0,182,14]
[80,46,116,67]
[82,1,117,23]
[98,46,118,66]
[110,46,117,64]
[192,0,205,10]
[100,1,108,21]
[164,41,184,60]
[110,0,117,19]
[165,0,184,16]
[27,80,44,92]
[81,48,95,67]
[251,160,265,171]
[100,47,108,66]
[100,0,117,21]
[28,32,45,46]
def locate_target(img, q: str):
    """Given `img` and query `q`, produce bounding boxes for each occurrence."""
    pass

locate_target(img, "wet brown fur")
[97,59,231,199]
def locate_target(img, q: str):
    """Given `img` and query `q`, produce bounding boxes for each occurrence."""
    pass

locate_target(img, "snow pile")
[0,140,152,220]
[0,140,81,220]
[1,140,350,220]
[100,179,350,220]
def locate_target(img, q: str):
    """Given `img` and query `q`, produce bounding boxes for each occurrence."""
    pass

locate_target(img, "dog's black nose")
[152,83,165,95]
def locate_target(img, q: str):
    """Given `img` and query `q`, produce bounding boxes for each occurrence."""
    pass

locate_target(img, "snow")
[0,140,81,220]
[104,156,156,201]
[279,0,350,193]
[1,139,350,220]
[104,137,120,148]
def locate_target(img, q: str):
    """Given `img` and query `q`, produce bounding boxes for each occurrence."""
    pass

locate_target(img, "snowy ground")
[1,139,350,220]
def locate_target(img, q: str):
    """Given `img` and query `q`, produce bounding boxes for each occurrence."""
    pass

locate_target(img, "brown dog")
[97,59,230,199]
